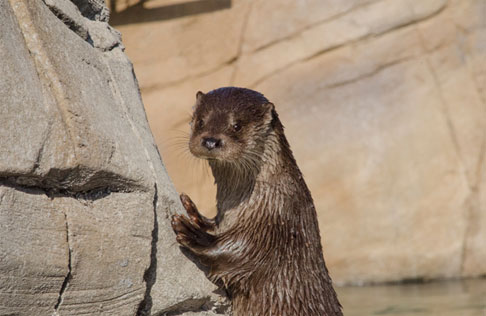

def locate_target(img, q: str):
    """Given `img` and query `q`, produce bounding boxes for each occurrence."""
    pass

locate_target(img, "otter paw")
[171,214,214,250]
[171,214,197,249]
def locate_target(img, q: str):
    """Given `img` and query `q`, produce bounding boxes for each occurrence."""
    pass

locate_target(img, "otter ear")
[196,91,205,105]
[263,102,276,124]
[264,102,275,112]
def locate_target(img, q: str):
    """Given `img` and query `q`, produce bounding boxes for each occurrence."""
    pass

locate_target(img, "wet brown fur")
[172,87,343,316]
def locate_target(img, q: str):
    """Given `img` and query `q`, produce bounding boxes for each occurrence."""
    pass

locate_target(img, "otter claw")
[171,214,182,235]
[180,193,199,215]
[179,193,210,230]
[172,214,195,247]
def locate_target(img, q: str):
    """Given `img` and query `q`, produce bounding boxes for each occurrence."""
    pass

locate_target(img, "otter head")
[188,87,275,164]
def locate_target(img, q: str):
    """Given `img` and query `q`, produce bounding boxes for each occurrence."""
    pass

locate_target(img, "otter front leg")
[171,193,218,259]
[172,194,250,284]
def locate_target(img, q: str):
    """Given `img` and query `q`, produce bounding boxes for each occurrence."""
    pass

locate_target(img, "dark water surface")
[336,278,486,316]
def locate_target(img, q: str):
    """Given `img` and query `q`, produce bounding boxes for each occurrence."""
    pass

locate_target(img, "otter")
[171,87,342,316]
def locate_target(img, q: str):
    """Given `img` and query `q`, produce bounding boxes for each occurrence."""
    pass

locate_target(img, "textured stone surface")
[0,186,67,315]
[117,0,251,90]
[0,0,226,315]
[115,0,486,284]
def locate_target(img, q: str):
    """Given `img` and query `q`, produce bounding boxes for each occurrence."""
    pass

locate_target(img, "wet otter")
[171,87,342,316]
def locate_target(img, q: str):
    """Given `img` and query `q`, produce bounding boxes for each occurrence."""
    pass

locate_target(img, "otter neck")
[209,131,289,223]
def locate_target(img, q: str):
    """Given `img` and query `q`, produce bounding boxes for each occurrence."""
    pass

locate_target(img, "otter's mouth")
[195,154,218,161]
[189,146,222,160]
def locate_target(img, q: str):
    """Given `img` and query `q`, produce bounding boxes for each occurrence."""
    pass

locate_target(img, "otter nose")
[202,137,221,151]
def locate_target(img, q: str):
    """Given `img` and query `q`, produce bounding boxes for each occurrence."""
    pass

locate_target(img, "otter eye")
[196,119,204,129]
[232,122,242,132]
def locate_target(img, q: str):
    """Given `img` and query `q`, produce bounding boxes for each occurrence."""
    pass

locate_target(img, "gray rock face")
[0,0,227,315]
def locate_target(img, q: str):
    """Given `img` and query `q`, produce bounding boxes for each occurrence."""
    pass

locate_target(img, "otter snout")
[202,137,222,151]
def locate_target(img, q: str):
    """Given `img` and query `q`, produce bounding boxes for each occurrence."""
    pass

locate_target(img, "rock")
[233,0,447,87]
[114,1,251,90]
[114,0,486,284]
[0,186,68,315]
[464,150,486,276]
[241,0,370,53]
[0,0,227,315]
[71,0,110,22]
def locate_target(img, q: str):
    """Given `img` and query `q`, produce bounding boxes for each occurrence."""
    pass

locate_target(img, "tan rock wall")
[114,0,486,284]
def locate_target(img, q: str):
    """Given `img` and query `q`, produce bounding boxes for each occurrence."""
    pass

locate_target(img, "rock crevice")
[137,184,159,316]
[54,212,73,312]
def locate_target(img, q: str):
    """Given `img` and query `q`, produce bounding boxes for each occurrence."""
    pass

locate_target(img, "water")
[336,278,486,316]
